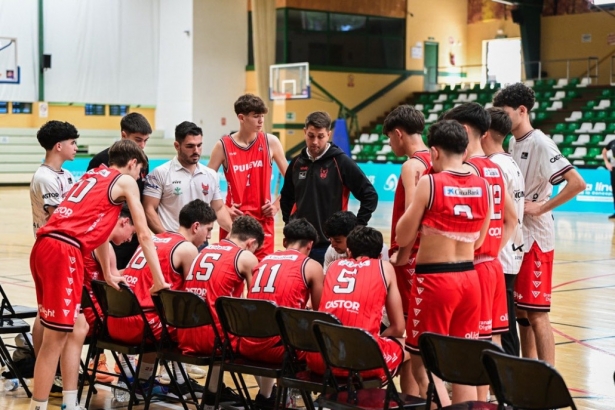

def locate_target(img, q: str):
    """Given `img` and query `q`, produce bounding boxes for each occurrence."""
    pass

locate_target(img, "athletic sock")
[29,399,48,410]
[138,362,155,382]
[62,390,78,409]
[173,362,185,384]
[207,366,221,393]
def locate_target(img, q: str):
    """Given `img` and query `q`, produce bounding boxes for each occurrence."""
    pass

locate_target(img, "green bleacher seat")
[553,123,566,133]
[561,147,574,157]
[566,123,580,132]
[503,134,512,152]
[606,123,615,133]
[582,111,595,121]
[535,112,549,122]
[443,103,454,111]
[608,111,615,121]
[534,79,556,90]
[566,78,580,88]
[566,90,579,99]
[583,101,596,110]
[589,134,604,146]
[563,134,577,145]
[542,91,554,100]
[418,94,431,103]
[601,89,614,98]
[595,111,607,121]
[585,159,600,167]
[373,124,383,134]
[585,147,601,159]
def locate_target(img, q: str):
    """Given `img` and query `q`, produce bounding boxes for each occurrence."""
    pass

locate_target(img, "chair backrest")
[91,280,143,319]
[482,350,577,410]
[0,285,15,318]
[215,296,279,338]
[275,307,340,353]
[419,332,504,386]
[155,289,215,329]
[312,320,387,376]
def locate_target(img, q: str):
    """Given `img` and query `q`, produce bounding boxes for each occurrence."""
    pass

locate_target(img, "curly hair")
[492,82,535,112]
[179,199,216,228]
[231,215,265,248]
[36,121,80,151]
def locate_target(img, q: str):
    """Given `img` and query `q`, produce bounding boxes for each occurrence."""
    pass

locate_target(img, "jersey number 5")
[332,268,357,294]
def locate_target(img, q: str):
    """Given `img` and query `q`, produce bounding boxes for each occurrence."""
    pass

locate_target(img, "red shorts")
[515,242,554,312]
[475,259,508,338]
[178,325,237,355]
[306,336,403,382]
[107,311,165,344]
[220,216,273,261]
[239,335,306,364]
[406,262,480,354]
[393,259,415,315]
[30,235,84,332]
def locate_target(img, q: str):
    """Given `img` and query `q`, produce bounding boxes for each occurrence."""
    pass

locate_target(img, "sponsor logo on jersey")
[513,190,524,199]
[174,186,182,195]
[488,227,502,237]
[338,259,371,268]
[299,171,307,179]
[550,154,563,163]
[42,192,59,199]
[232,160,264,173]
[479,319,492,331]
[482,167,501,177]
[324,300,360,312]
[185,287,207,297]
[500,313,508,322]
[206,245,233,251]
[39,305,55,318]
[86,213,106,234]
[202,183,209,195]
[521,152,528,159]
[153,236,173,243]
[444,186,482,197]
[263,254,299,261]
[320,167,328,179]
[124,275,139,286]
[544,293,551,302]
[512,243,524,252]
[87,168,111,177]
[465,331,479,339]
[54,207,73,218]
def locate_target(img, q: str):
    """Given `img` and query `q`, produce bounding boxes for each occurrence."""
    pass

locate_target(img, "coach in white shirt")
[143,121,232,234]
[493,83,585,366]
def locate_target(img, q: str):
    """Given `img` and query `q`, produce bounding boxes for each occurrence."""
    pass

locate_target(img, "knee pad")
[516,318,531,327]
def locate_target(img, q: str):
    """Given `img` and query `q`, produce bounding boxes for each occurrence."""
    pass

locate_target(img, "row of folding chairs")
[83,282,578,410]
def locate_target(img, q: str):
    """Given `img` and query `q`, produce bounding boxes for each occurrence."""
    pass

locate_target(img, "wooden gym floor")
[0,185,614,409]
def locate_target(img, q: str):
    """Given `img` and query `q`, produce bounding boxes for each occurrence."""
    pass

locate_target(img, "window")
[248,9,405,70]
[12,102,32,114]
[0,102,7,114]
[85,104,105,116]
[109,105,129,116]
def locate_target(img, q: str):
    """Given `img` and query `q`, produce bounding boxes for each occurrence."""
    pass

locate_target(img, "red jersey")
[179,239,245,352]
[421,171,489,236]
[123,232,187,310]
[221,132,272,219]
[38,166,123,253]
[465,156,505,258]
[320,258,387,335]
[241,249,311,360]
[390,150,431,253]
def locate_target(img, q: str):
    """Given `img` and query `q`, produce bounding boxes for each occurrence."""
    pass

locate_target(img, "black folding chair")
[275,307,382,410]
[482,350,577,410]
[86,280,160,410]
[216,296,283,410]
[418,332,503,409]
[78,286,102,401]
[0,284,37,320]
[153,289,224,410]
[0,316,33,397]
[312,320,424,410]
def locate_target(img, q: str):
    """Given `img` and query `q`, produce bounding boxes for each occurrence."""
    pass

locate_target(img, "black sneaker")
[255,390,277,410]
[202,384,242,408]
[167,378,205,399]
[609,213,615,219]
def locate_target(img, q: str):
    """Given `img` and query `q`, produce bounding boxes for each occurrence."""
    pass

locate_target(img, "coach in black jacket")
[281,111,378,265]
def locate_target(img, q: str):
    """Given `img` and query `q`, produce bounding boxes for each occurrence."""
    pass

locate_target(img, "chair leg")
[0,339,32,398]
[84,350,102,408]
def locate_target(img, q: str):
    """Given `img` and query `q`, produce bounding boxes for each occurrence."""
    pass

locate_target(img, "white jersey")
[509,129,574,252]
[323,244,389,273]
[489,152,525,274]
[143,156,223,231]
[30,164,75,235]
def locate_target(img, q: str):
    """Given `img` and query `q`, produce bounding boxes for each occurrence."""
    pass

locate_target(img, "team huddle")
[27,83,585,410]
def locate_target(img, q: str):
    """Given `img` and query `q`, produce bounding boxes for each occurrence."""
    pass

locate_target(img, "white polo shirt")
[144,157,223,231]
[489,152,525,274]
[509,129,574,253]
[30,164,75,236]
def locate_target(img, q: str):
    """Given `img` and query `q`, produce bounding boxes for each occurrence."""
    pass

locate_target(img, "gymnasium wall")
[541,12,615,84]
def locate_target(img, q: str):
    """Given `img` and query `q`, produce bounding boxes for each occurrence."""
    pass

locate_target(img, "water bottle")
[113,380,131,403]
[2,379,19,392]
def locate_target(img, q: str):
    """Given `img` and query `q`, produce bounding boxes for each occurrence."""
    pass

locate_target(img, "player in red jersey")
[208,94,288,260]
[383,104,430,396]
[443,103,517,342]
[396,120,490,406]
[29,140,167,410]
[241,218,324,407]
[178,215,264,406]
[306,226,409,382]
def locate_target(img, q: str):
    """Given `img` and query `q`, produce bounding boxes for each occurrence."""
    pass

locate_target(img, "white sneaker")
[185,364,206,379]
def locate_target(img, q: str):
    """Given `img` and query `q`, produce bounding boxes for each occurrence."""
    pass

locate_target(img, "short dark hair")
[230,215,265,248]
[428,120,468,155]
[179,199,216,228]
[486,107,512,141]
[493,82,535,112]
[175,121,203,144]
[442,102,490,137]
[234,94,268,115]
[36,121,80,151]
[383,105,425,135]
[283,218,318,247]
[305,111,332,130]
[323,211,358,238]
[108,139,149,168]
[119,203,133,223]
[346,226,383,259]
[120,113,152,135]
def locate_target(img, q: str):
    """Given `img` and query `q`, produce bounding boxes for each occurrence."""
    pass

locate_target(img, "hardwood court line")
[553,284,615,293]
[569,387,615,400]
[552,273,615,290]
[554,258,615,265]
[552,327,615,358]
[556,335,615,346]
[551,321,604,330]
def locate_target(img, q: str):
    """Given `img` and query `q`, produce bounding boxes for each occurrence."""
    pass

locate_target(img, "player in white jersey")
[482,107,525,357]
[493,83,586,365]
[30,121,79,236]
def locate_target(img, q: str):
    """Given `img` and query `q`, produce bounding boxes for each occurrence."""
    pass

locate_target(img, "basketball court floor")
[1,185,614,409]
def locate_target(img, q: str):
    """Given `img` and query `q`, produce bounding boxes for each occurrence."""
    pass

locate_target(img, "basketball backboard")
[0,37,19,84]
[269,62,310,100]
